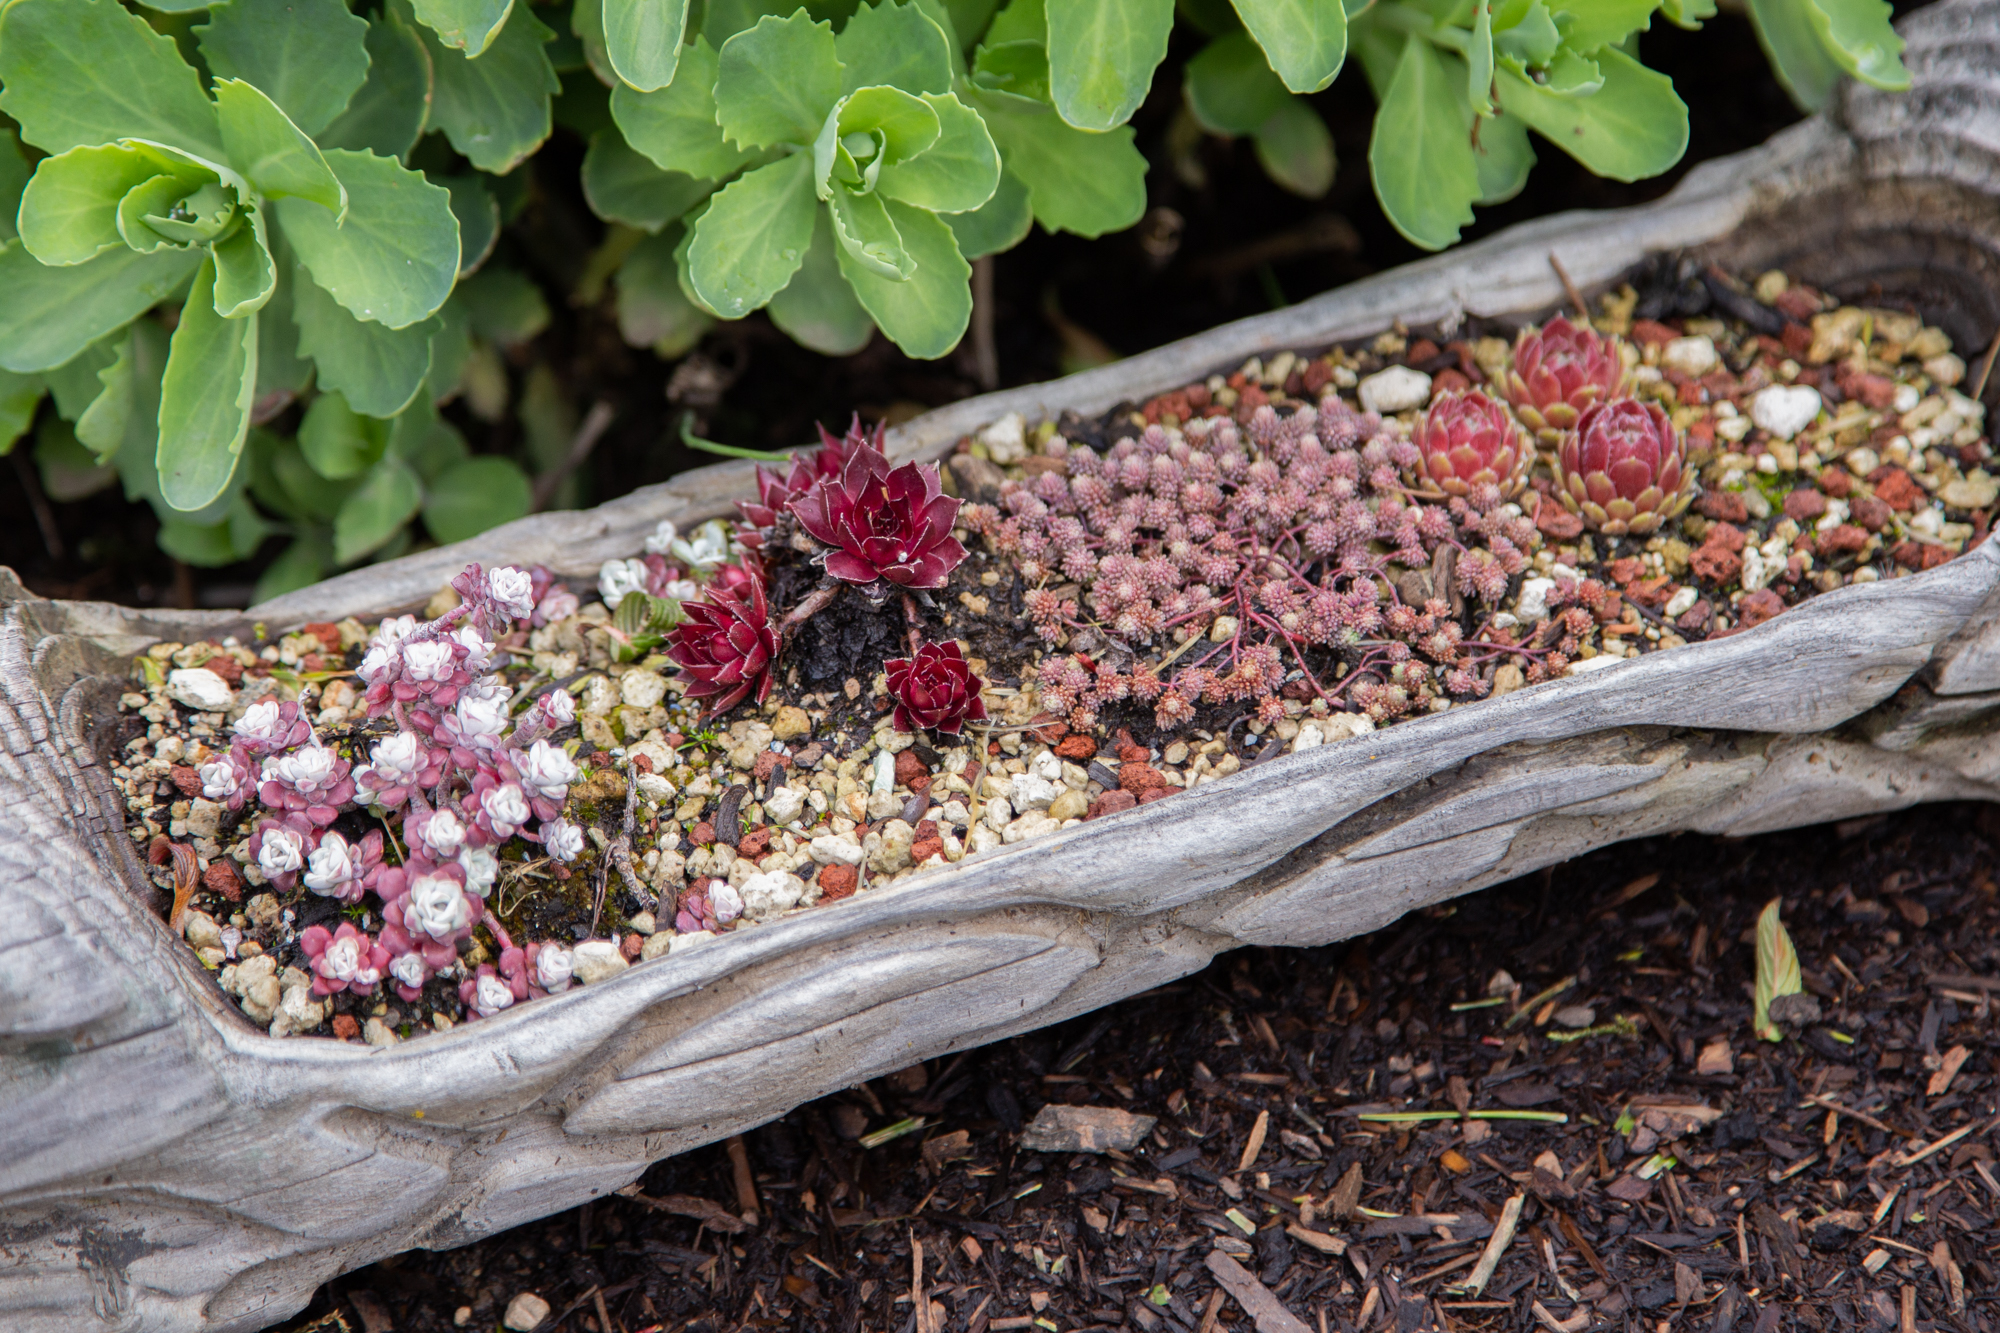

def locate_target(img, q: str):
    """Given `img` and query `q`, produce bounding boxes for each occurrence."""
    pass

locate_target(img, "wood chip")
[1284,1224,1346,1255]
[1205,1249,1313,1333]
[1238,1108,1270,1172]
[1460,1193,1523,1296]
[614,1188,749,1233]
[1926,1044,1970,1097]
[1018,1104,1157,1153]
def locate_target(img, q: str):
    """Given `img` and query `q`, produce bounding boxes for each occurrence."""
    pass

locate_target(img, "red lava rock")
[1869,467,1922,512]
[631,752,655,775]
[298,653,325,673]
[1628,576,1674,609]
[1841,369,1897,409]
[1605,556,1644,584]
[331,1014,360,1041]
[1704,522,1748,553]
[1780,322,1814,359]
[1696,491,1749,522]
[620,934,643,960]
[960,761,983,787]
[1816,524,1870,557]
[1689,545,1742,585]
[817,864,858,901]
[1054,734,1098,760]
[736,826,773,861]
[1114,741,1150,764]
[1677,600,1712,632]
[1301,360,1335,394]
[1535,504,1584,540]
[1137,787,1176,804]
[1737,588,1788,628]
[170,765,204,798]
[689,821,715,846]
[1892,541,1953,571]
[1630,318,1679,346]
[1774,287,1824,322]
[1233,384,1270,417]
[751,749,786,782]
[203,859,242,901]
[1119,763,1167,794]
[893,749,929,788]
[1406,338,1440,364]
[1783,488,1829,522]
[1818,467,1853,498]
[1431,367,1471,396]
[1851,496,1893,531]
[1086,790,1137,820]
[204,654,243,684]
[302,622,344,653]
[909,819,943,864]
[1144,389,1193,423]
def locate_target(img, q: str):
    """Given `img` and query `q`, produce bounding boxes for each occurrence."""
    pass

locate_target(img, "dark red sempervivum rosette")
[884,640,988,735]
[790,446,966,590]
[1559,397,1693,536]
[737,415,886,533]
[666,577,779,715]
[1410,390,1531,500]
[1503,316,1629,444]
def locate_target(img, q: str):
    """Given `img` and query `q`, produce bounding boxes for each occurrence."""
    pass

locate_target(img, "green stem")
[1356,1109,1570,1123]
[680,412,797,462]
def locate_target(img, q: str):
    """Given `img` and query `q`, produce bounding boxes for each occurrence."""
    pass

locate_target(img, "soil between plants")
[274,802,1999,1333]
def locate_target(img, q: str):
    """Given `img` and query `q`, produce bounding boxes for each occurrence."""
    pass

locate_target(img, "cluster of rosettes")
[666,418,988,734]
[226,563,591,1022]
[968,399,1541,730]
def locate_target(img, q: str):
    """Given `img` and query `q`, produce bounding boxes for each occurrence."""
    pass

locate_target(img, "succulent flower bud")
[1558,397,1693,536]
[1502,316,1629,444]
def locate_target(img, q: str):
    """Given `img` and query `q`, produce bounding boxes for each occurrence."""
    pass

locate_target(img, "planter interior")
[5,7,2000,1328]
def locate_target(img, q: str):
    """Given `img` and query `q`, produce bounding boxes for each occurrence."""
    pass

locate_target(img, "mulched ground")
[284,801,1999,1333]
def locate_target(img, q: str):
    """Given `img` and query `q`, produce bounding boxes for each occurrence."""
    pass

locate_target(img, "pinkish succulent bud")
[884,640,989,736]
[1409,391,1532,499]
[539,817,585,862]
[248,813,317,890]
[355,730,443,809]
[1502,316,1629,444]
[232,699,313,756]
[199,749,255,811]
[302,829,383,903]
[1558,397,1693,536]
[301,922,391,997]
[465,777,532,843]
[528,941,575,994]
[257,741,354,824]
[380,861,474,970]
[514,739,578,814]
[458,948,530,1018]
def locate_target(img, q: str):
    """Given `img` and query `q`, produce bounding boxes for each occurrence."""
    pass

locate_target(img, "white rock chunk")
[504,1293,552,1332]
[1516,576,1556,623]
[1009,772,1058,811]
[739,870,807,921]
[764,785,806,825]
[572,939,630,985]
[979,411,1028,463]
[167,668,234,712]
[1751,385,1821,441]
[1661,336,1718,376]
[1357,366,1431,415]
[1663,586,1698,619]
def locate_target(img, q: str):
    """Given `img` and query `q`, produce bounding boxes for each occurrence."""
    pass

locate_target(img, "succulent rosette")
[527,941,575,995]
[257,741,355,824]
[380,862,476,971]
[301,829,383,904]
[1558,398,1693,536]
[790,447,966,590]
[884,640,989,736]
[457,949,530,1018]
[1503,317,1629,444]
[737,416,886,533]
[248,813,317,891]
[300,922,391,998]
[1410,391,1532,500]
[511,739,579,821]
[232,699,313,756]
[666,578,779,715]
[355,731,444,809]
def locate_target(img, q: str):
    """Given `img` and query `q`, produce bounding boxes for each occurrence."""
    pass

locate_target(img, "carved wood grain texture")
[3,5,1998,1325]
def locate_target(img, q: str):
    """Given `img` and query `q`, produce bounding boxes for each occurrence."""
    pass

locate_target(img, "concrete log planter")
[5,4,2000,1327]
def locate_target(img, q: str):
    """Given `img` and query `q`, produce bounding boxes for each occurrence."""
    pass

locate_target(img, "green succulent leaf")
[765,208,874,355]
[970,39,1051,100]
[1370,37,1478,251]
[984,0,1046,45]
[73,338,133,461]
[1554,0,1660,51]
[837,0,955,94]
[1537,47,1606,95]
[1495,46,1686,181]
[583,127,718,231]
[1659,0,1716,28]
[875,91,1000,214]
[972,89,1146,237]
[299,390,390,479]
[1184,31,1290,135]
[319,13,436,160]
[212,203,278,317]
[617,228,720,355]
[571,0,619,84]
[213,80,348,215]
[442,173,502,275]
[1748,0,1905,111]
[417,0,560,173]
[389,392,471,479]
[1228,0,1346,93]
[827,185,913,278]
[291,261,439,416]
[1046,0,1174,131]
[714,11,843,150]
[834,197,968,357]
[254,533,332,602]
[0,242,205,374]
[1473,102,1536,202]
[456,266,551,344]
[423,455,534,543]
[814,86,942,196]
[334,453,424,562]
[412,0,516,57]
[157,256,259,511]
[0,130,31,244]
[276,148,460,329]
[17,145,164,267]
[944,165,1032,258]
[0,369,44,455]
[604,0,690,91]
[686,152,818,317]
[1252,98,1335,198]
[137,180,241,247]
[0,0,225,161]
[612,36,761,179]
[159,496,273,566]
[194,0,372,136]
[1492,0,1562,65]
[254,250,314,398]
[1467,0,1495,117]
[47,338,124,422]
[34,414,118,501]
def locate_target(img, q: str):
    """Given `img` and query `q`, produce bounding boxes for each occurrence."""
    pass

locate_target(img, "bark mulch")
[286,802,2000,1333]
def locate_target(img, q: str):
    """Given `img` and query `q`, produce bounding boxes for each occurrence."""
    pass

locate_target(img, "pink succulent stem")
[482,909,515,953]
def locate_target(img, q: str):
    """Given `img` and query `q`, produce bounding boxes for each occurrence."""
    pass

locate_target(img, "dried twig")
[1460,1193,1524,1295]
[1973,325,2000,402]
[1548,252,1589,324]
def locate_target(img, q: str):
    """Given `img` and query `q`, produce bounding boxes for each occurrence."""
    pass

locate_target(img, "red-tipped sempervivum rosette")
[1559,397,1693,536]
[736,415,886,532]
[884,640,988,735]
[666,578,779,715]
[1503,316,1629,444]
[1410,390,1532,499]
[790,447,967,590]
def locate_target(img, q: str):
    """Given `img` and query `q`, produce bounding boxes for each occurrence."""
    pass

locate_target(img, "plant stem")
[776,580,842,650]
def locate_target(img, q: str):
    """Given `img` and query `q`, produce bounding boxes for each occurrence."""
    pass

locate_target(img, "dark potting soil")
[274,800,1999,1333]
[2,11,1830,612]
